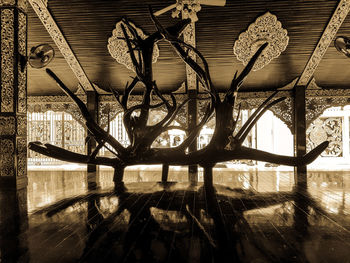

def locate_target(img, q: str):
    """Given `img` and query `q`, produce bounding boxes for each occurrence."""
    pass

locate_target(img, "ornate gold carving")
[0,116,15,135]
[307,117,343,157]
[17,115,26,136]
[233,12,289,71]
[29,84,350,135]
[183,22,197,90]
[172,0,201,22]
[0,139,14,176]
[18,12,27,113]
[298,0,350,85]
[107,20,159,72]
[0,0,15,5]
[1,9,14,112]
[17,0,28,12]
[17,138,27,178]
[28,0,94,91]
[305,80,350,127]
[28,95,86,125]
[28,95,86,104]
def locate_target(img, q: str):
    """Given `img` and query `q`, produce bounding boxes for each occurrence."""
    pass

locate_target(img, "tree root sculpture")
[29,12,328,188]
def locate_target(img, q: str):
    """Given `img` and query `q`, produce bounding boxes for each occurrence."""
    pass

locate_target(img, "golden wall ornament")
[0,116,15,136]
[233,12,289,71]
[17,138,27,178]
[307,117,343,157]
[0,139,14,177]
[1,9,14,112]
[0,0,15,5]
[18,12,27,113]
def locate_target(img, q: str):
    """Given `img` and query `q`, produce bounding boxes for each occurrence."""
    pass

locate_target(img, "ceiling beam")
[28,0,95,92]
[297,0,350,86]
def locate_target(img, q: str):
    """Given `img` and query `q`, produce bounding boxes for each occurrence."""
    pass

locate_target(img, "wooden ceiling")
[27,0,350,95]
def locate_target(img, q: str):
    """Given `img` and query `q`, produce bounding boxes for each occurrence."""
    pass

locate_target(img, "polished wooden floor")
[2,169,350,262]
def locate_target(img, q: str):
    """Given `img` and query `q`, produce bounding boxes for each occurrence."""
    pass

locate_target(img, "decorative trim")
[0,116,15,135]
[29,82,350,134]
[28,95,87,126]
[234,12,289,71]
[107,20,159,72]
[1,8,14,112]
[17,115,26,136]
[17,137,27,178]
[17,0,27,12]
[172,0,201,22]
[0,139,14,177]
[307,117,343,157]
[183,22,197,90]
[0,0,29,12]
[297,0,350,86]
[28,95,86,103]
[0,0,15,6]
[28,0,94,91]
[17,11,26,113]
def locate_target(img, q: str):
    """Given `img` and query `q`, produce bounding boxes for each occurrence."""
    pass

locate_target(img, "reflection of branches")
[32,184,330,262]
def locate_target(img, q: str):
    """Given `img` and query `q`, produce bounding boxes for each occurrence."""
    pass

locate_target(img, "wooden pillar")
[293,85,308,235]
[86,90,99,190]
[187,89,198,184]
[0,1,28,261]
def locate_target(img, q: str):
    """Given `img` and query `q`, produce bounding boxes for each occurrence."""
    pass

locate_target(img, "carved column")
[0,0,27,188]
[0,1,28,261]
[86,90,99,190]
[293,86,308,236]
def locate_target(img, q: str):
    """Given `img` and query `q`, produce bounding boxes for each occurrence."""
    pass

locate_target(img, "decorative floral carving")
[98,101,123,129]
[28,95,86,125]
[17,138,27,178]
[17,115,26,136]
[28,83,350,136]
[18,12,27,113]
[172,0,201,22]
[234,91,294,130]
[107,20,159,72]
[298,0,350,86]
[270,98,293,130]
[305,80,350,127]
[1,9,14,112]
[0,116,15,135]
[307,117,343,157]
[233,12,289,71]
[62,119,85,154]
[183,22,197,90]
[0,139,14,177]
[17,0,28,12]
[28,0,94,91]
[0,0,15,5]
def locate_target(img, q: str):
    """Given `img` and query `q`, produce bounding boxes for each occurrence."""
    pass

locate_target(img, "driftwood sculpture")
[29,9,328,190]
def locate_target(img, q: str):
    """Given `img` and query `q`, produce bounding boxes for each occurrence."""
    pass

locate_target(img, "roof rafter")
[28,0,95,92]
[297,0,350,86]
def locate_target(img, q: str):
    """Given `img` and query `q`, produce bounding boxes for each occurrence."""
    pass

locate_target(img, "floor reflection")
[4,169,350,262]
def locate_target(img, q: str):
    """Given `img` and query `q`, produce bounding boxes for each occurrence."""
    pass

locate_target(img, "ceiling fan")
[18,43,55,72]
[334,36,350,58]
[28,44,55,68]
[154,0,226,21]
